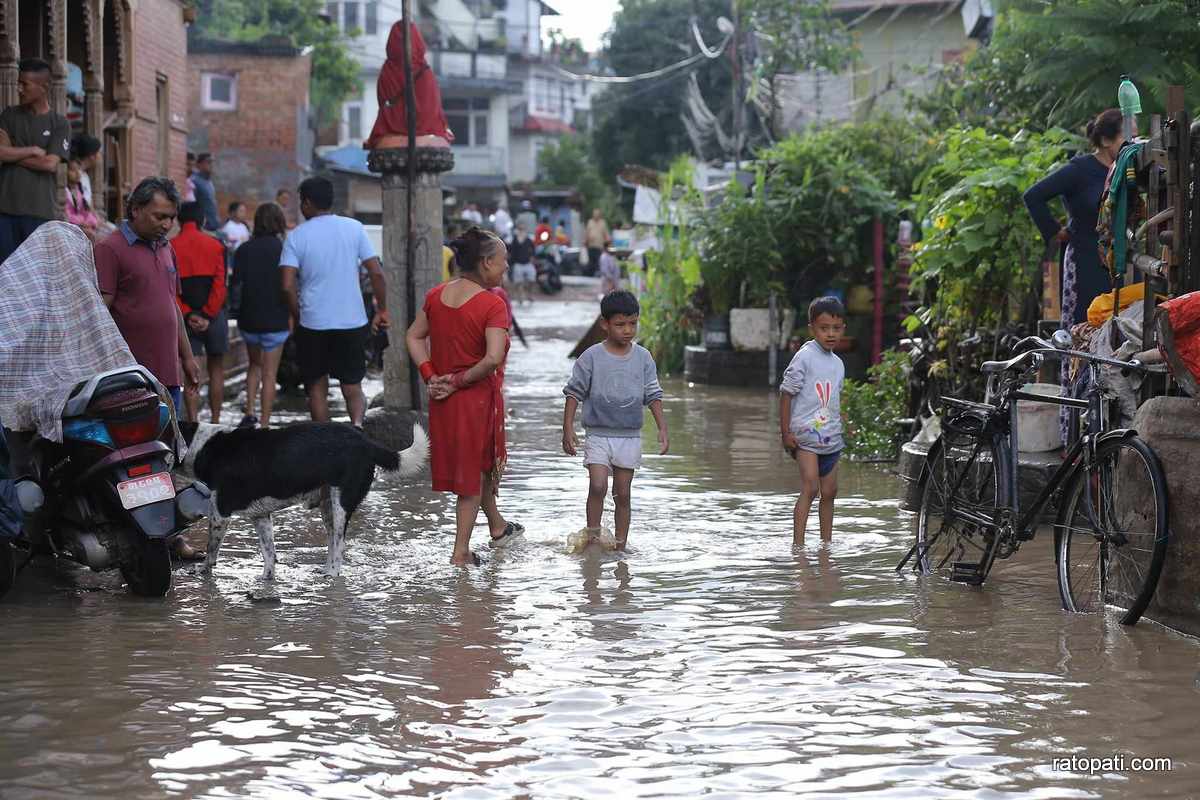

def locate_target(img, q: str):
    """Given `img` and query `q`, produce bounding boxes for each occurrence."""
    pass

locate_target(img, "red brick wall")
[187,51,312,218]
[130,0,190,190]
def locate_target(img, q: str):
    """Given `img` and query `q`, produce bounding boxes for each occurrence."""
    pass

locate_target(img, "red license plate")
[117,473,176,510]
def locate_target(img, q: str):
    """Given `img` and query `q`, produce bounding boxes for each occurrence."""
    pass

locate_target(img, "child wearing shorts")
[562,291,669,550]
[780,296,847,546]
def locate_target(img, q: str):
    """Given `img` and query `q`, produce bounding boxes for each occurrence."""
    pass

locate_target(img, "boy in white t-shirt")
[780,296,847,546]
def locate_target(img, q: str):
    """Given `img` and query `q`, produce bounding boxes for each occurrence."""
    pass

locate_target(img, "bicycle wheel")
[915,416,1009,585]
[1056,435,1169,625]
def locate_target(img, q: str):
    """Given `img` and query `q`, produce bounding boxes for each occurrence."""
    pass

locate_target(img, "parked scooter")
[534,243,564,295]
[9,366,210,599]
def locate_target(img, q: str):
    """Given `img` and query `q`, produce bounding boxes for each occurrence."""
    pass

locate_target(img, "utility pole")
[401,0,420,409]
[730,0,741,168]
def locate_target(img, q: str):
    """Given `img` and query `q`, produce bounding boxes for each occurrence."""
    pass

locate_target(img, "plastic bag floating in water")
[566,527,618,553]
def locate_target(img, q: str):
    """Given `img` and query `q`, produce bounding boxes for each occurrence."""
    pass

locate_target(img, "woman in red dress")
[406,228,522,565]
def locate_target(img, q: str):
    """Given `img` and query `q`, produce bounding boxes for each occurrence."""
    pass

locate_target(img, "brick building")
[186,34,313,219]
[0,0,190,219]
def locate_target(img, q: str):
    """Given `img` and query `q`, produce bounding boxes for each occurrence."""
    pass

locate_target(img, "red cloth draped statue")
[364,22,453,149]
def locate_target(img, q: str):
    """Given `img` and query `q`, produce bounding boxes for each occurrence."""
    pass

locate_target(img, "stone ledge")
[897,440,1062,518]
[367,147,455,175]
[684,345,777,387]
[1134,396,1200,636]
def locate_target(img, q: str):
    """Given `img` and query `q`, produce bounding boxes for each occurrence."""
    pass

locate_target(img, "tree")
[536,135,618,221]
[193,0,361,126]
[592,0,732,176]
[741,0,857,140]
[916,0,1200,133]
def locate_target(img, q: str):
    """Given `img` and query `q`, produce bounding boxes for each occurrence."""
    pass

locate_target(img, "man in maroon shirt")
[94,177,202,558]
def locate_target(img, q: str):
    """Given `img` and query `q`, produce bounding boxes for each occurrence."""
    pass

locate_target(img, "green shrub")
[841,349,908,460]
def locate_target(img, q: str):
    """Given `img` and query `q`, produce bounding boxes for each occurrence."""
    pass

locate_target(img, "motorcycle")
[534,243,564,295]
[8,366,210,599]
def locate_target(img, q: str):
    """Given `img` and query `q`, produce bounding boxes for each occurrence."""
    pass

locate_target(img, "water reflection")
[0,300,1196,797]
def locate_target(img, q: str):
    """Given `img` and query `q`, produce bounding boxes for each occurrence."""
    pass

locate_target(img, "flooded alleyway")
[2,301,1198,798]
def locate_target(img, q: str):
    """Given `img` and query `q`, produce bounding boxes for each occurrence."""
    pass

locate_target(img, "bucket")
[703,315,731,350]
[1016,383,1062,452]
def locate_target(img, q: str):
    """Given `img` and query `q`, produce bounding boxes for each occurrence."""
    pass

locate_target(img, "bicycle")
[896,331,1170,625]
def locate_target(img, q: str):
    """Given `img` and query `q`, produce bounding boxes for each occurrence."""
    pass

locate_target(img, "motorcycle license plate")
[117,473,176,510]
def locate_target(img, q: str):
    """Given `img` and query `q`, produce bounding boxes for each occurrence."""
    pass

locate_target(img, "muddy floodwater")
[2,300,1199,799]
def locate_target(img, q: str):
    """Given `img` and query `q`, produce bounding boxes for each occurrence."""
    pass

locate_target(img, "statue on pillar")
[364,22,453,150]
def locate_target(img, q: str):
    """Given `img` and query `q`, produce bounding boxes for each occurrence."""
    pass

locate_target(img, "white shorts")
[512,262,536,284]
[583,435,643,471]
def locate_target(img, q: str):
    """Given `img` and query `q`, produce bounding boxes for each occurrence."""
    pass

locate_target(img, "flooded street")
[2,300,1199,798]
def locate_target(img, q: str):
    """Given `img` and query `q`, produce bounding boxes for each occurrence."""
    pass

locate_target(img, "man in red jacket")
[173,201,228,423]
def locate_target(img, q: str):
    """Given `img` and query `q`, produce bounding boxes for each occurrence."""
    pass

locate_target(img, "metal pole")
[401,0,421,410]
[872,217,884,365]
[768,291,778,387]
[730,0,740,168]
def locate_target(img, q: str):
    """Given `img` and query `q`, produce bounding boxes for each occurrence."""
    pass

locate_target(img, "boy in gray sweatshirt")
[780,296,847,546]
[563,291,668,549]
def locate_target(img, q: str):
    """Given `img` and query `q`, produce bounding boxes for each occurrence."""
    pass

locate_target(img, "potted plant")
[698,169,794,351]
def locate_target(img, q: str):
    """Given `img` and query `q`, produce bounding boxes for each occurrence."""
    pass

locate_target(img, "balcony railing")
[430,49,507,81]
[450,146,506,176]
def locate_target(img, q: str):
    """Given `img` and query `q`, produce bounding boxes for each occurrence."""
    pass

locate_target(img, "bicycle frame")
[991,359,1135,540]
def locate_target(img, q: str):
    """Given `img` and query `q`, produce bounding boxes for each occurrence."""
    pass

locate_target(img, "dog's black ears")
[178,420,199,444]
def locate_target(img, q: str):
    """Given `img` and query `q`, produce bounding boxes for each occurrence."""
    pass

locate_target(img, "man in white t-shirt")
[490,204,513,243]
[280,177,388,426]
[219,201,251,251]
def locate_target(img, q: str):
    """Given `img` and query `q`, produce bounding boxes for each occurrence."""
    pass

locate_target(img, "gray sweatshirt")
[563,342,664,437]
[780,340,845,454]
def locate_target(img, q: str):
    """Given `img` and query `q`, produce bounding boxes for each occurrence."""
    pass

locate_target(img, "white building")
[327,0,513,205]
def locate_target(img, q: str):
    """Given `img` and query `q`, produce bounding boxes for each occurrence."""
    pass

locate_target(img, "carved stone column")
[0,0,18,110]
[361,147,454,450]
[48,0,68,117]
[84,0,105,218]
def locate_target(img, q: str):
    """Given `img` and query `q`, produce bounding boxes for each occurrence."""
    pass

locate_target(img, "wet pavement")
[2,300,1199,798]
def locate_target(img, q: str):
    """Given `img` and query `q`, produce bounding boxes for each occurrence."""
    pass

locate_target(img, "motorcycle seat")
[69,371,154,401]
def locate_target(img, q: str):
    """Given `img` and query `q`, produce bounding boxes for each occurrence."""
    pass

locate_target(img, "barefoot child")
[780,297,847,545]
[563,291,668,550]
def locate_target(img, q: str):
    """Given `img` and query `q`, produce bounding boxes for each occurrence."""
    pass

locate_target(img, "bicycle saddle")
[980,352,1035,374]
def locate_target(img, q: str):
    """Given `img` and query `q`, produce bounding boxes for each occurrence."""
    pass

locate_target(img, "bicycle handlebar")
[1003,343,1166,375]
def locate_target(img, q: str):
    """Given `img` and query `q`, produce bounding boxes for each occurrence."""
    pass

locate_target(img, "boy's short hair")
[601,290,639,319]
[808,295,846,323]
[178,201,204,226]
[299,176,334,211]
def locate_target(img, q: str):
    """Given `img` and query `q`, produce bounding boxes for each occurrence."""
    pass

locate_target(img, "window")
[444,97,490,147]
[201,72,237,111]
[343,2,359,31]
[346,103,363,141]
[365,2,378,35]
[325,2,337,22]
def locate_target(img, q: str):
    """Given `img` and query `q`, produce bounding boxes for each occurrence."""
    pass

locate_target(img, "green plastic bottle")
[1118,75,1142,115]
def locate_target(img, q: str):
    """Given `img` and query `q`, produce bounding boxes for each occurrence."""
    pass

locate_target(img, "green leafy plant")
[909,126,1080,332]
[633,156,705,374]
[535,135,618,222]
[697,125,899,315]
[841,349,908,460]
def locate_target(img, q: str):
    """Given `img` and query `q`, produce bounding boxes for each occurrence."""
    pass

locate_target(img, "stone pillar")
[1133,396,1200,636]
[0,0,18,110]
[361,146,454,450]
[84,0,105,219]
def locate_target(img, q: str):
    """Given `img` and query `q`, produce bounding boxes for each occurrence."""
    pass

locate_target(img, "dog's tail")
[372,422,430,477]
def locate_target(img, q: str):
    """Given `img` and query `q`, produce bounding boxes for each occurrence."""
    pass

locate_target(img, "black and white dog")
[179,421,429,580]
